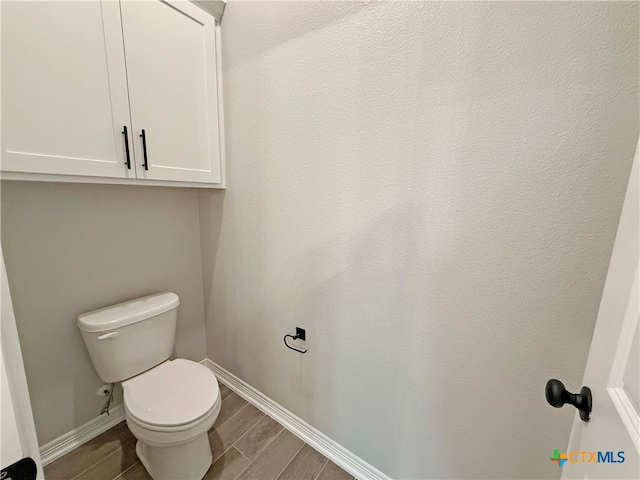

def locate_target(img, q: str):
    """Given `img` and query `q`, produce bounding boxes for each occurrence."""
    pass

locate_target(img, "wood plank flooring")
[44,384,354,480]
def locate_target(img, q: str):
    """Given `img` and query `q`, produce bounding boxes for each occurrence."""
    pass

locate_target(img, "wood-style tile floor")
[44,383,355,480]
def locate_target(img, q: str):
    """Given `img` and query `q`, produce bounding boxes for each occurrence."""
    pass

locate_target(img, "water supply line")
[100,383,115,416]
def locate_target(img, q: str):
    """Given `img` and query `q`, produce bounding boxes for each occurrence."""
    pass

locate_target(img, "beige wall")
[1,181,206,445]
[199,2,639,479]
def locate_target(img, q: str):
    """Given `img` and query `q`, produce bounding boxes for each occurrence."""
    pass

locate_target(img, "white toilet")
[77,292,220,480]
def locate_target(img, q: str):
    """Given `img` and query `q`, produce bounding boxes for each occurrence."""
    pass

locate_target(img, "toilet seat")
[125,398,220,448]
[123,359,220,430]
[125,398,220,433]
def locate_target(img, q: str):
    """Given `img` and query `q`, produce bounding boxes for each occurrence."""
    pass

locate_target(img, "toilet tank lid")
[77,292,180,333]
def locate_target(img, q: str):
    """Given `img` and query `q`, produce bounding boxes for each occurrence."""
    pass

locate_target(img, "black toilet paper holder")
[284,327,307,354]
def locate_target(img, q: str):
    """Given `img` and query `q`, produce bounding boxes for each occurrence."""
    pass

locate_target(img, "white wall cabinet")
[1,0,224,188]
[121,0,221,184]
[1,1,133,180]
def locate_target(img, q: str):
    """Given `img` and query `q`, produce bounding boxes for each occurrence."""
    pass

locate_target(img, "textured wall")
[1,182,207,445]
[200,1,639,479]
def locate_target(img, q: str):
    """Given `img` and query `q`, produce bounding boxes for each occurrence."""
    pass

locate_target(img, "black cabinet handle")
[140,129,149,171]
[122,126,131,169]
[545,379,592,422]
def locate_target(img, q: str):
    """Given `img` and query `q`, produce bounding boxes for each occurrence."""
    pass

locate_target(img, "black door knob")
[545,379,592,422]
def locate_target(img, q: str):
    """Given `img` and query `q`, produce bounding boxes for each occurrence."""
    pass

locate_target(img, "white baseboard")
[201,359,390,480]
[39,404,126,466]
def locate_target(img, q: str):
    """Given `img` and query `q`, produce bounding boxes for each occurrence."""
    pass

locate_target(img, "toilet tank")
[77,292,180,383]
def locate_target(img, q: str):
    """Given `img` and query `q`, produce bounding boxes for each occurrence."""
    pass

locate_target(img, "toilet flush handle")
[98,332,120,340]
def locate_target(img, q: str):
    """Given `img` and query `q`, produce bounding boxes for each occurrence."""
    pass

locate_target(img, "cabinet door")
[1,1,134,179]
[120,0,221,184]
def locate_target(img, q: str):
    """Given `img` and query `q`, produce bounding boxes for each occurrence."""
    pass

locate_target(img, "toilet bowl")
[77,292,219,480]
[122,359,221,480]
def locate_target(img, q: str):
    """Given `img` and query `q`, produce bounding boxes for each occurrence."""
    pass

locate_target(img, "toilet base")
[136,433,213,480]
